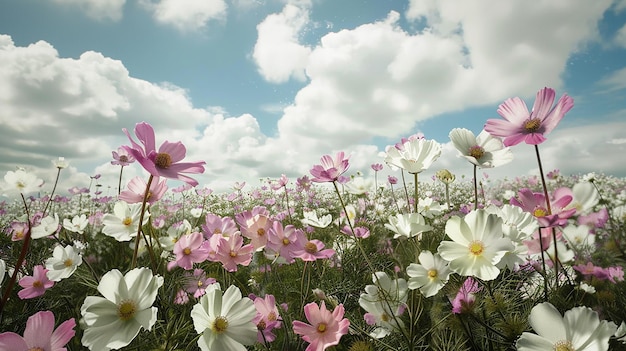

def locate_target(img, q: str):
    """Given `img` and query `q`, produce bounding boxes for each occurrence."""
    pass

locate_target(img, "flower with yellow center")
[437,209,514,281]
[449,128,513,169]
[516,302,617,351]
[407,251,451,297]
[102,201,150,242]
[191,284,257,351]
[80,268,163,351]
[358,272,408,338]
[45,245,83,282]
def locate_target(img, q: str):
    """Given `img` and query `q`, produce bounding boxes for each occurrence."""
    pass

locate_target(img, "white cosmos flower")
[516,302,617,351]
[384,138,442,174]
[3,169,44,195]
[385,213,432,239]
[406,251,451,298]
[566,181,599,215]
[486,204,537,270]
[417,197,446,218]
[562,224,595,251]
[45,245,82,281]
[80,268,163,351]
[301,210,332,228]
[437,209,514,281]
[449,128,513,168]
[358,272,408,338]
[101,201,150,242]
[344,176,374,195]
[63,214,89,234]
[191,283,257,351]
[31,214,60,239]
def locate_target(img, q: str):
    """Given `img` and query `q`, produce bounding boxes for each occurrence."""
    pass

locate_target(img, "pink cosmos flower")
[202,213,239,238]
[510,188,576,227]
[484,87,574,146]
[168,232,210,270]
[111,146,136,166]
[236,206,271,250]
[253,294,282,343]
[292,301,350,351]
[119,176,168,204]
[214,232,254,272]
[309,151,350,183]
[0,310,75,351]
[292,239,335,262]
[266,221,306,263]
[18,265,54,299]
[340,225,371,238]
[123,121,206,186]
[451,277,481,314]
[183,268,217,298]
[371,163,383,171]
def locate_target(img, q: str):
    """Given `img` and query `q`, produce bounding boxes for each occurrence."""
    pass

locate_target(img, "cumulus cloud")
[252,3,312,83]
[615,23,626,48]
[597,66,626,92]
[51,0,126,21]
[139,0,228,32]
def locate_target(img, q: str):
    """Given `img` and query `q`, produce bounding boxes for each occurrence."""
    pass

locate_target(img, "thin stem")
[118,165,125,195]
[473,164,478,209]
[401,170,410,213]
[0,194,33,320]
[413,172,419,214]
[534,145,558,289]
[42,167,62,216]
[131,175,156,270]
[538,227,549,301]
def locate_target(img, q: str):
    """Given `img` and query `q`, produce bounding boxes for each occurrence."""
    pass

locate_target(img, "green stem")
[118,165,124,195]
[43,167,62,216]
[534,145,558,290]
[473,164,478,209]
[413,172,419,214]
[131,175,156,271]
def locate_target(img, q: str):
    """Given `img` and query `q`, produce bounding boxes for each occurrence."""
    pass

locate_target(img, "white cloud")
[252,3,312,83]
[139,0,228,32]
[598,66,626,92]
[51,0,126,21]
[615,23,626,48]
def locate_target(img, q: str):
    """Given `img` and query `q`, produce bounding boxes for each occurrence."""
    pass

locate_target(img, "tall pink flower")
[253,294,282,343]
[202,213,239,238]
[484,87,574,146]
[123,121,206,186]
[18,265,54,299]
[292,239,335,262]
[168,232,210,270]
[510,188,576,228]
[236,206,271,250]
[292,301,350,351]
[119,176,168,204]
[111,146,135,166]
[214,232,254,272]
[309,151,350,183]
[0,310,75,351]
[266,221,305,264]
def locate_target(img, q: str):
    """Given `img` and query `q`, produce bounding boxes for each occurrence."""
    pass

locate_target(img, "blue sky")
[1,0,625,195]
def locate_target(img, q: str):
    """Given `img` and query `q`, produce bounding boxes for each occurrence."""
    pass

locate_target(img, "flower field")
[1,87,626,350]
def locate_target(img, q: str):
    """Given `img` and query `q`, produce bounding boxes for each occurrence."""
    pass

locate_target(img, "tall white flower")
[516,302,617,351]
[437,209,514,281]
[52,156,69,169]
[566,181,599,215]
[358,272,408,338]
[80,268,163,351]
[385,213,432,239]
[31,214,60,239]
[101,201,150,241]
[449,128,513,168]
[3,169,44,195]
[406,251,451,298]
[384,138,442,174]
[486,204,537,270]
[63,214,89,234]
[45,245,82,281]
[191,283,257,351]
[301,210,332,228]
[345,176,374,195]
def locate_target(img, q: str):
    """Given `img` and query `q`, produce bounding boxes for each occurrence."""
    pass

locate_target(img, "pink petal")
[23,311,54,348]
[530,87,556,121]
[134,122,156,154]
[497,97,529,123]
[50,318,76,350]
[542,93,574,134]
[0,333,28,351]
[158,141,187,163]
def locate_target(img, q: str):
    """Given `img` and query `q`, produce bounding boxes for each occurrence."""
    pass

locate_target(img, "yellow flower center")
[317,323,327,333]
[29,348,44,351]
[257,228,266,236]
[268,311,277,321]
[213,228,222,234]
[183,247,192,255]
[257,320,267,330]
[554,340,575,351]
[427,269,438,280]
[16,181,26,189]
[381,313,390,322]
[155,152,172,169]
[63,259,74,267]
[469,240,484,256]
[524,118,541,132]
[119,155,128,162]
[468,145,485,160]
[123,217,132,226]
[32,280,43,288]
[198,280,204,287]
[117,300,137,321]
[533,207,549,217]
[305,242,318,254]
[15,230,24,239]
[229,250,237,257]
[212,316,229,334]
[282,238,290,245]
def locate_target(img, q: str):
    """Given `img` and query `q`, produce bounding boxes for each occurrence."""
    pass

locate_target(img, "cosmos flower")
[191,284,257,351]
[406,250,451,298]
[52,156,69,169]
[384,138,441,174]
[31,214,60,239]
[62,214,89,234]
[119,176,168,205]
[123,121,206,186]
[101,201,150,241]
[309,151,350,183]
[292,301,350,351]
[111,146,136,166]
[80,268,164,351]
[437,209,514,281]
[449,128,513,168]
[213,232,254,272]
[266,221,305,264]
[169,232,211,270]
[3,169,44,195]
[0,310,75,351]
[484,87,574,146]
[300,210,332,228]
[384,213,432,240]
[358,272,408,338]
[18,265,54,299]
[45,244,83,281]
[183,268,217,298]
[516,302,617,351]
[253,294,282,343]
[450,277,481,314]
[510,188,576,228]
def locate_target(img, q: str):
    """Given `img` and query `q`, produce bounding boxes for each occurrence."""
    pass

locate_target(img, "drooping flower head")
[309,151,350,183]
[484,87,574,146]
[123,121,206,186]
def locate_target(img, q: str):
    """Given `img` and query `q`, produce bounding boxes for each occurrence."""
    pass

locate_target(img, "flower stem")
[401,170,410,213]
[473,164,478,209]
[0,194,33,321]
[118,165,125,195]
[413,172,419,214]
[42,167,62,216]
[131,175,157,272]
